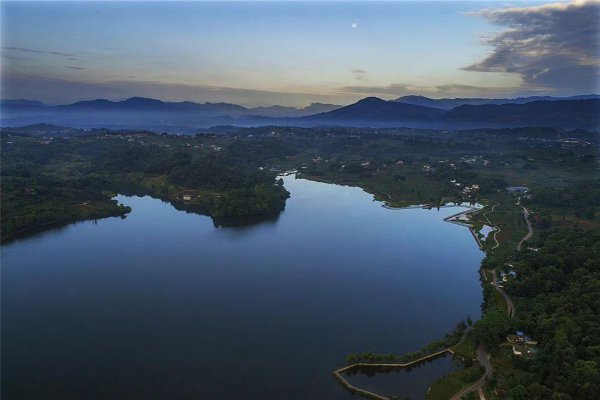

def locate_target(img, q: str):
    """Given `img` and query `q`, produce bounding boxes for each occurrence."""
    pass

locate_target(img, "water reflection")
[345,354,460,399]
[1,176,483,400]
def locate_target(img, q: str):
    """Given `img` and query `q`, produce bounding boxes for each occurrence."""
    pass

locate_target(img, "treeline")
[480,229,600,400]
[0,133,289,241]
[345,320,469,365]
[526,180,600,221]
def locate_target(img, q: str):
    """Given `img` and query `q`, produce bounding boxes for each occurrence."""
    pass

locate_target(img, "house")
[181,190,195,202]
[506,334,519,343]
[507,331,527,344]
[508,331,538,357]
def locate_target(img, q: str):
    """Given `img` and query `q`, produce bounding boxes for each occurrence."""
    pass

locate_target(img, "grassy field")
[426,365,484,400]
[452,333,478,361]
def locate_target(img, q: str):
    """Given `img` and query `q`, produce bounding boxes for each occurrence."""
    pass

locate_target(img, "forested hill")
[499,229,600,399]
[0,131,290,242]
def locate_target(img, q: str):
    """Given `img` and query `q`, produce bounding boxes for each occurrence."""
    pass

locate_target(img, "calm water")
[1,176,483,400]
[345,354,459,399]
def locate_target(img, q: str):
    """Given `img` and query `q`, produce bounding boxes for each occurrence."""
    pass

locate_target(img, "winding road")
[482,203,500,250]
[448,202,526,399]
[517,207,533,251]
[458,265,516,400]
[448,344,493,400]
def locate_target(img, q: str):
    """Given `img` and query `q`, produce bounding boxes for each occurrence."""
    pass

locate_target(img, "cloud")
[464,0,600,93]
[65,66,85,70]
[338,82,525,98]
[1,54,33,61]
[351,69,367,80]
[2,46,74,57]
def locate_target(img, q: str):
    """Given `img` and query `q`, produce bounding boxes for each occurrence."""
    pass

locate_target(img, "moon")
[351,22,358,29]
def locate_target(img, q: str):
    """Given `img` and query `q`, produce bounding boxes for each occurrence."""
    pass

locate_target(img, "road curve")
[517,207,533,251]
[448,343,493,400]
[483,203,500,250]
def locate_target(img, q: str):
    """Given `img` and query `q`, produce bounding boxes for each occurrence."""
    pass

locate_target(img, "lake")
[1,175,483,399]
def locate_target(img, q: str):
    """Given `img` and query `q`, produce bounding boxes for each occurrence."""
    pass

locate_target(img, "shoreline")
[332,201,494,400]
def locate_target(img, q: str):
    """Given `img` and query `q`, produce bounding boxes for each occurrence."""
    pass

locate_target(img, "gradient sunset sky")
[1,0,598,107]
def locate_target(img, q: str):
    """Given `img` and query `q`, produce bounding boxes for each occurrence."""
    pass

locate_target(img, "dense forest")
[0,131,289,241]
[475,230,600,400]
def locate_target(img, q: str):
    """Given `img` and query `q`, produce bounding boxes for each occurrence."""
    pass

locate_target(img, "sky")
[1,0,598,107]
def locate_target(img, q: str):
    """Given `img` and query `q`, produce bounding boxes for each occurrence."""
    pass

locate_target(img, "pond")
[479,225,495,241]
[344,353,460,399]
[1,175,483,399]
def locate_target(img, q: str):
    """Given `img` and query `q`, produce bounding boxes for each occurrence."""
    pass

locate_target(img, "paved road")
[451,267,516,400]
[517,207,533,251]
[449,343,493,400]
[492,268,515,318]
[448,203,522,400]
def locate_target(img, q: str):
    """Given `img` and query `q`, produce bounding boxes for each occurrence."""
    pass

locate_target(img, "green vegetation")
[452,332,478,360]
[1,131,289,241]
[426,365,484,400]
[345,320,468,365]
[481,230,600,400]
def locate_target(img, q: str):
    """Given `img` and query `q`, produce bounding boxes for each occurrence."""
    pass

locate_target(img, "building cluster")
[497,266,517,288]
[462,184,480,198]
[558,138,591,148]
[507,331,538,357]
[422,164,435,173]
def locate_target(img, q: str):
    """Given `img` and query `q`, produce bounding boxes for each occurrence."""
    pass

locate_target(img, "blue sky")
[1,1,597,106]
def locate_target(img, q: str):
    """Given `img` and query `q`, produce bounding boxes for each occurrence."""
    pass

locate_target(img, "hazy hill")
[248,103,341,118]
[59,97,184,113]
[442,99,600,129]
[1,95,598,132]
[395,94,600,110]
[304,97,443,124]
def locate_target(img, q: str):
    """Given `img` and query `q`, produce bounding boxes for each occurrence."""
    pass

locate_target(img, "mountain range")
[1,95,599,133]
[0,97,341,118]
[394,94,600,110]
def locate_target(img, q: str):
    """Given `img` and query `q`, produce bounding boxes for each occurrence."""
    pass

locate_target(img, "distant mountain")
[303,97,443,124]
[0,97,339,118]
[247,103,341,118]
[2,95,598,132]
[245,105,297,118]
[60,97,183,113]
[442,99,600,129]
[295,97,599,130]
[395,94,600,110]
[298,102,341,115]
[0,99,47,113]
[168,101,249,116]
[0,99,46,107]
